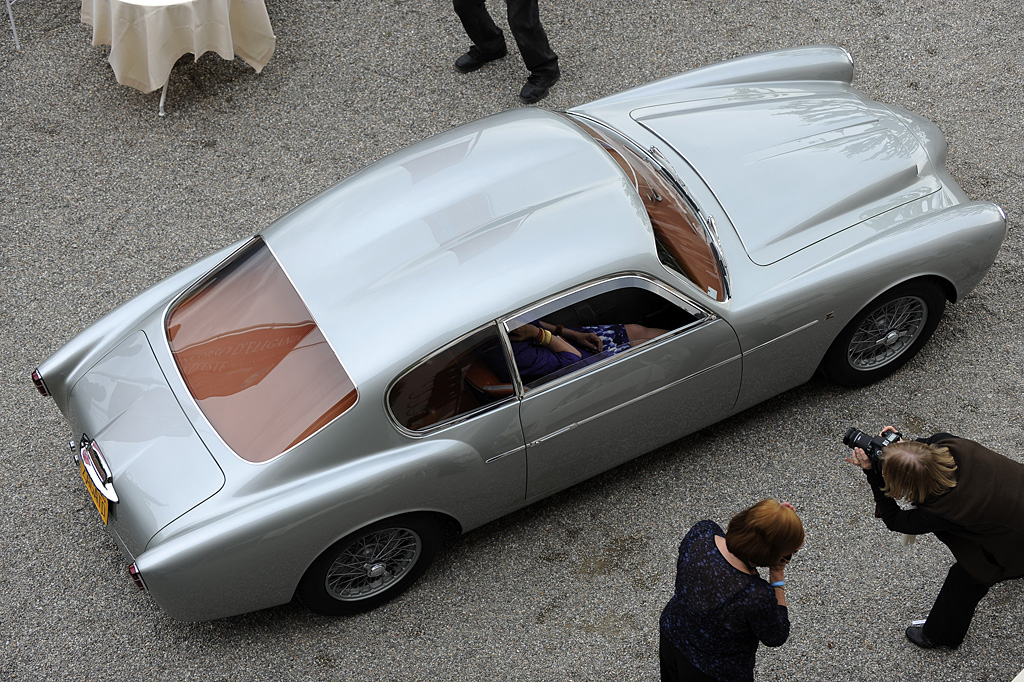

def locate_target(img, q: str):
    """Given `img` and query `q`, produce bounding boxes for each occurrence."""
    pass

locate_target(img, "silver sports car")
[32,46,1005,621]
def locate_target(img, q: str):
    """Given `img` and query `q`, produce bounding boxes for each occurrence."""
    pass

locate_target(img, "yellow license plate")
[79,459,109,525]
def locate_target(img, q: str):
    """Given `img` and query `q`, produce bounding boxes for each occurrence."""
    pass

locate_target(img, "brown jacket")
[921,438,1024,583]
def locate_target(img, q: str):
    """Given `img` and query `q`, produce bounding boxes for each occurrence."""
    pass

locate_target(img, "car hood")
[68,331,225,556]
[631,86,941,265]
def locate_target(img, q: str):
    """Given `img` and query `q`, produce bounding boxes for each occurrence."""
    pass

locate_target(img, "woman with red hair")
[659,499,804,681]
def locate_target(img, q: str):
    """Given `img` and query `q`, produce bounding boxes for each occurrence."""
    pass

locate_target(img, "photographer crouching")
[844,426,1024,649]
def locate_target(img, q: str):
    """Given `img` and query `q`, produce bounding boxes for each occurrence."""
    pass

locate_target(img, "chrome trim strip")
[502,272,711,335]
[565,112,731,301]
[79,436,120,503]
[576,355,740,428]
[391,394,520,440]
[526,353,741,446]
[485,445,525,464]
[745,320,819,355]
[386,321,520,439]
[528,422,578,448]
[392,274,719,438]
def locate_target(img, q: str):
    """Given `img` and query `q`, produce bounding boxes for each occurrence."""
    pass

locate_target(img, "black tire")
[821,280,945,387]
[296,514,441,616]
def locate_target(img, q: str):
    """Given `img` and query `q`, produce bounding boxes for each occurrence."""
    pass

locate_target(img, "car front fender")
[573,45,854,112]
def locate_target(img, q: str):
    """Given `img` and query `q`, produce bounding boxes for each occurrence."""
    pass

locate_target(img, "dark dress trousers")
[453,0,559,77]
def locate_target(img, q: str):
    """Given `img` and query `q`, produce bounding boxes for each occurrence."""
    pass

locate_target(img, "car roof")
[263,108,658,382]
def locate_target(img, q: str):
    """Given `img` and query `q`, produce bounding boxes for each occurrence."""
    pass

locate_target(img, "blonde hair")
[880,441,957,504]
[725,499,805,567]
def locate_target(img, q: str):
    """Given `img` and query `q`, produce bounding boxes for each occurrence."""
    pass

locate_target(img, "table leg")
[6,0,21,52]
[158,80,169,117]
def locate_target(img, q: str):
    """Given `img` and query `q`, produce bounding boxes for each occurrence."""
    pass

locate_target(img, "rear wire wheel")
[297,514,441,615]
[821,281,946,387]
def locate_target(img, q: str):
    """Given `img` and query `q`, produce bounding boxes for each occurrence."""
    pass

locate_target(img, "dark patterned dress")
[659,521,790,681]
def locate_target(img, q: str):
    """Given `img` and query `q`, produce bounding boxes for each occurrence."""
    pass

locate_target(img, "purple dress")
[509,323,631,384]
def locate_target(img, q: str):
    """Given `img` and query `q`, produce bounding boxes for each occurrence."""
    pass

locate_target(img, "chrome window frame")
[562,111,731,302]
[386,273,715,437]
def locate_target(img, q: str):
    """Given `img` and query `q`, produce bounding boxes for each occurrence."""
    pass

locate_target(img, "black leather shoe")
[905,625,939,649]
[454,46,507,73]
[519,70,561,104]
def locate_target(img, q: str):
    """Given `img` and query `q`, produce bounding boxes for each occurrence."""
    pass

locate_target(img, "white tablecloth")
[82,0,276,93]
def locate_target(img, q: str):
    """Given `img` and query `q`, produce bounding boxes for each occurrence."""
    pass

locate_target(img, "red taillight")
[31,369,49,396]
[128,563,148,591]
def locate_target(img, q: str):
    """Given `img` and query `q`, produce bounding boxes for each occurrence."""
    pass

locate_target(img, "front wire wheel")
[822,281,945,387]
[297,514,441,616]
[845,295,927,371]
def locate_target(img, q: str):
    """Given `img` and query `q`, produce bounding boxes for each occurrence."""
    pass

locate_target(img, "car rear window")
[166,238,357,463]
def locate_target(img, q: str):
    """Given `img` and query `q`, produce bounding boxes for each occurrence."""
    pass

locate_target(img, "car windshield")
[564,114,727,302]
[166,238,357,463]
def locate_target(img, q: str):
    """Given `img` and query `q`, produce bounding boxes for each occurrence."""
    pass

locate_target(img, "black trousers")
[659,632,718,682]
[453,0,559,76]
[922,562,992,647]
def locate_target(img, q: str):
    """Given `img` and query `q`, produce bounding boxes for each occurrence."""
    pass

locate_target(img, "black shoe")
[454,45,507,73]
[905,625,939,649]
[519,70,561,104]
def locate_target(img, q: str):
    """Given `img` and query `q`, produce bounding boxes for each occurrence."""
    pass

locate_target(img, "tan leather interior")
[463,357,514,398]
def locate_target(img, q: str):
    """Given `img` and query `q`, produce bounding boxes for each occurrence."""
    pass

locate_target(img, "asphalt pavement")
[2,0,1022,680]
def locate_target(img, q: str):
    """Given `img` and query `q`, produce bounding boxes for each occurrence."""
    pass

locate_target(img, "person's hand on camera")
[845,447,873,470]
[880,425,903,441]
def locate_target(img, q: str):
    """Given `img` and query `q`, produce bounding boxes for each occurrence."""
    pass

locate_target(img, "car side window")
[502,277,704,390]
[389,325,513,432]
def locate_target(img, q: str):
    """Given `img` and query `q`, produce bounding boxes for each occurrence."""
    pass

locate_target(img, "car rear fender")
[137,437,518,620]
[35,238,249,415]
[574,45,853,111]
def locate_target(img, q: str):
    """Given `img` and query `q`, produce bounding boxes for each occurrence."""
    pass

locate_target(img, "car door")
[387,324,528,520]
[505,276,741,500]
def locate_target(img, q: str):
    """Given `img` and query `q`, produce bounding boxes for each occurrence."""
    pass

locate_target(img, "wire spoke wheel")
[324,527,422,601]
[298,514,442,615]
[846,295,926,370]
[821,281,945,387]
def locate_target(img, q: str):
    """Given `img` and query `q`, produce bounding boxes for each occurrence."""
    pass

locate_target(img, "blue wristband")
[770,580,785,588]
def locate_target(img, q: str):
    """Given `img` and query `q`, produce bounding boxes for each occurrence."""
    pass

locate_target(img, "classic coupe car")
[32,46,1005,621]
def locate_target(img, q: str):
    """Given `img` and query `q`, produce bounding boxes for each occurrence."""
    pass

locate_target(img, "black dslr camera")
[843,427,902,466]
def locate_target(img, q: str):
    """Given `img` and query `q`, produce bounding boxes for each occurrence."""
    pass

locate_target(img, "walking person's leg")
[911,562,991,648]
[453,0,508,72]
[505,0,560,102]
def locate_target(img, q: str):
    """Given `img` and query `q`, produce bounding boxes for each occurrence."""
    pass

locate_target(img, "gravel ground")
[2,1,1022,680]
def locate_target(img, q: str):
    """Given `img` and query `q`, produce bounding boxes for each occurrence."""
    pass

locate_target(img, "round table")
[81,0,276,105]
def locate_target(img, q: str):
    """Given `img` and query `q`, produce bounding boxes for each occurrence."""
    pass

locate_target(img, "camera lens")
[843,427,869,450]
